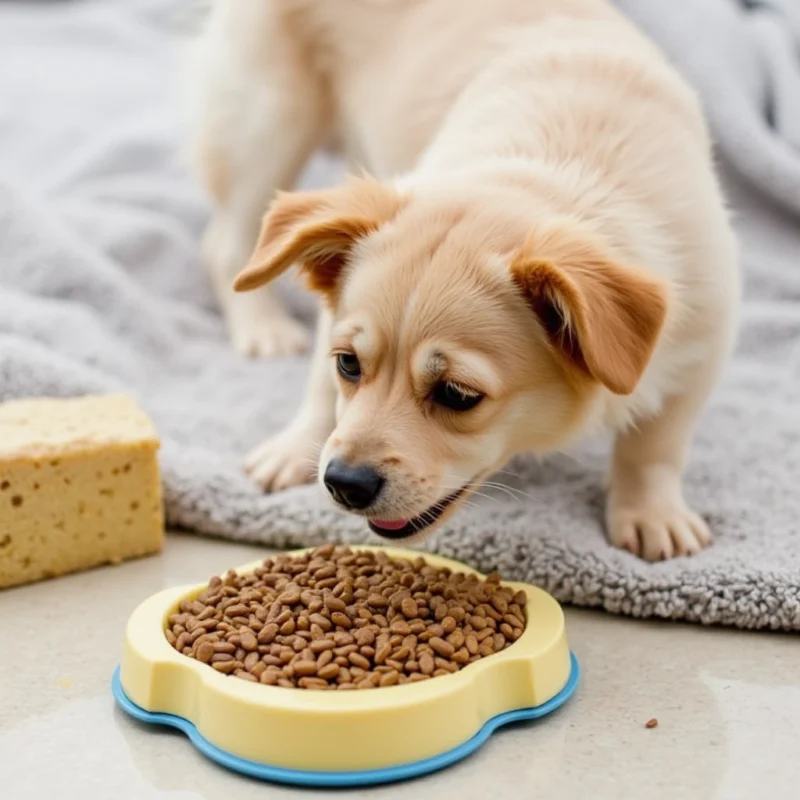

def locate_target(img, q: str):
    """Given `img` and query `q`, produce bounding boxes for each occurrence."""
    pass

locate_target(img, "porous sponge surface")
[0,394,163,589]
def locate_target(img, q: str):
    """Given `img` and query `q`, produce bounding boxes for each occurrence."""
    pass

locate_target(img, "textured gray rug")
[0,0,798,629]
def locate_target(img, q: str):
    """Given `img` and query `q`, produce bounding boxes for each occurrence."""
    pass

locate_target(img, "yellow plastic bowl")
[115,547,576,786]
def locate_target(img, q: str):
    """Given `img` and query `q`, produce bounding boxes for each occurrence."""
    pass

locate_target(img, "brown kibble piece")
[309,613,332,631]
[389,619,411,635]
[429,637,455,658]
[490,594,508,614]
[250,661,267,678]
[447,629,465,649]
[375,641,392,664]
[317,663,340,680]
[379,670,400,687]
[325,596,346,613]
[401,597,419,619]
[314,564,336,580]
[165,548,524,690]
[258,623,278,644]
[244,652,260,671]
[278,587,301,605]
[196,642,214,663]
[500,623,515,639]
[349,652,370,670]
[299,677,329,690]
[355,628,375,647]
[212,660,240,674]
[367,592,388,608]
[331,611,352,629]
[419,652,435,675]
[391,646,410,662]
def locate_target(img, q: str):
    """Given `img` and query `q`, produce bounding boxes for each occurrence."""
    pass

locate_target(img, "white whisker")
[481,482,536,502]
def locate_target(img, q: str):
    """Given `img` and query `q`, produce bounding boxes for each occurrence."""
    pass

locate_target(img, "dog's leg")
[191,2,327,357]
[245,308,337,491]
[606,365,720,560]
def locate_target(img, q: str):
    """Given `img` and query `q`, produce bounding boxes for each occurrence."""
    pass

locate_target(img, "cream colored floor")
[1,533,798,800]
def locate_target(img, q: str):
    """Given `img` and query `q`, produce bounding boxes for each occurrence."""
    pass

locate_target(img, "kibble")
[165,546,526,689]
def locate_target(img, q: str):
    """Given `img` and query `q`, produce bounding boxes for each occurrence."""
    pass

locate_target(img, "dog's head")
[234,177,667,541]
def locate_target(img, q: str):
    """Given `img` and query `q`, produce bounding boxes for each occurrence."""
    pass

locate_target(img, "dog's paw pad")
[607,506,711,561]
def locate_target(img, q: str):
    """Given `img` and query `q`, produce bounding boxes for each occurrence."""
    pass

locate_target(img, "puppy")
[191,0,739,560]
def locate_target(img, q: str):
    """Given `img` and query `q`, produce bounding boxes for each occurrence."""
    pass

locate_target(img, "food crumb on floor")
[645,717,658,729]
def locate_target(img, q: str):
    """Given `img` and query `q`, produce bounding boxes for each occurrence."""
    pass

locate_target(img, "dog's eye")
[432,382,484,412]
[336,352,362,382]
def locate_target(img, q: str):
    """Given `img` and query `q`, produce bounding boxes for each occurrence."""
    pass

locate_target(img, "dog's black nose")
[323,459,384,510]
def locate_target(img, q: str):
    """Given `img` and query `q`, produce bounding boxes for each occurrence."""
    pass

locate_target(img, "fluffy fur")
[190,0,739,560]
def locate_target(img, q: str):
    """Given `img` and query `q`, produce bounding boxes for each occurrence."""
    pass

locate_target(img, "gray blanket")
[1,0,798,630]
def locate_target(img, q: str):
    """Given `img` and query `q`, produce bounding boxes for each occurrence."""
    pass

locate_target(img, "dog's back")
[209,0,622,174]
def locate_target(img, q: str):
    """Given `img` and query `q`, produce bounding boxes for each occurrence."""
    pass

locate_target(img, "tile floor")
[1,533,797,800]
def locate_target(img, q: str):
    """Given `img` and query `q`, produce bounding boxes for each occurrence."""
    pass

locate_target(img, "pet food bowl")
[113,547,579,787]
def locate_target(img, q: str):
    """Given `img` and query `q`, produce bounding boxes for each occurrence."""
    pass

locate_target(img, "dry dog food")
[166,546,527,689]
[0,394,163,589]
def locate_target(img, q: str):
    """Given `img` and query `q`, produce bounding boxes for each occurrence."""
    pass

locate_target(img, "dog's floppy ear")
[233,177,403,296]
[510,221,668,395]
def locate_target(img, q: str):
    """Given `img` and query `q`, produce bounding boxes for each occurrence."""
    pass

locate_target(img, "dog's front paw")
[606,502,711,561]
[244,426,323,492]
[230,314,310,359]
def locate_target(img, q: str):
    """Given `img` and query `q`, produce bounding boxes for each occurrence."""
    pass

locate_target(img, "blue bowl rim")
[112,651,579,788]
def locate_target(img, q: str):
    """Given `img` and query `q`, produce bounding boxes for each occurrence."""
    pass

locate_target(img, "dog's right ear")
[233,178,403,297]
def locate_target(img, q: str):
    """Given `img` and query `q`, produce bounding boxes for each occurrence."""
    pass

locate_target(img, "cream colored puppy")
[191,0,739,560]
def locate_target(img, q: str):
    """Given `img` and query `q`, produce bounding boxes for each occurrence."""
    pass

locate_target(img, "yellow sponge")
[0,394,164,589]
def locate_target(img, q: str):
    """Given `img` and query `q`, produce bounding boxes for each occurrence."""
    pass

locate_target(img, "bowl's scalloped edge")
[112,652,579,788]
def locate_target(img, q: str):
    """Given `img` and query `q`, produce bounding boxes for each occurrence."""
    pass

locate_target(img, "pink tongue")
[369,519,409,531]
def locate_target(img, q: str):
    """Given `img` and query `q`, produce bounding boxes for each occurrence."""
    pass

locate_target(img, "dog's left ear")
[511,221,668,395]
[233,177,403,297]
